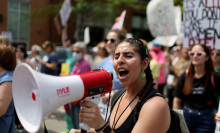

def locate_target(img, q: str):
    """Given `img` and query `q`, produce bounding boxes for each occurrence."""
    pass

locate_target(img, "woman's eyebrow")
[114,51,134,56]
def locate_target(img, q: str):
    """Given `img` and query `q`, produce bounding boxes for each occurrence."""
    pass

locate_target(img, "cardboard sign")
[60,0,72,26]
[147,0,178,37]
[183,0,220,49]
[112,10,126,30]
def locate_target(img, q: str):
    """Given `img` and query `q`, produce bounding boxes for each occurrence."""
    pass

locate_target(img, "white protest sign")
[147,0,177,37]
[154,6,182,47]
[183,0,220,49]
[84,27,90,45]
[112,10,126,30]
[98,98,110,120]
[215,101,220,133]
[60,0,72,26]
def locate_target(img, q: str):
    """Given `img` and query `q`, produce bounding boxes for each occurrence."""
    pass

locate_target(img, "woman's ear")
[142,58,149,71]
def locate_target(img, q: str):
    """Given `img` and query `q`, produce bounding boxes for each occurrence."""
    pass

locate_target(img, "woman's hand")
[69,129,96,133]
[215,113,220,121]
[79,101,106,130]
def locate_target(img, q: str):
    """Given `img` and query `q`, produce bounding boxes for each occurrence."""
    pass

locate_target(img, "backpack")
[111,88,183,133]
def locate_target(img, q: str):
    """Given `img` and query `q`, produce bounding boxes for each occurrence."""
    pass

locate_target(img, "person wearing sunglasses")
[211,49,220,74]
[97,29,126,120]
[92,41,109,70]
[173,44,220,133]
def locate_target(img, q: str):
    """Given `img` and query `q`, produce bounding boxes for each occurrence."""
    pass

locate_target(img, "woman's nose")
[117,56,125,65]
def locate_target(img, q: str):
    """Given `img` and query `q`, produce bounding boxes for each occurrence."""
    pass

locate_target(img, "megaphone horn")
[12,63,113,132]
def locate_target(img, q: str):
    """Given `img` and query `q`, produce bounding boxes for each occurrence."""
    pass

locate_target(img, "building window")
[132,14,153,42]
[8,0,30,47]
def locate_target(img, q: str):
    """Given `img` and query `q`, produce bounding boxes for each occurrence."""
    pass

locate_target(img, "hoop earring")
[141,72,146,78]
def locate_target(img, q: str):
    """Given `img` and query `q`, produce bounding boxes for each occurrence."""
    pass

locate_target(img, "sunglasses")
[104,38,116,43]
[211,52,220,56]
[73,51,80,53]
[99,47,106,50]
[188,51,206,57]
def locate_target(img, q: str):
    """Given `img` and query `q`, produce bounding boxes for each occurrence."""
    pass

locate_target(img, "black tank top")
[110,88,181,133]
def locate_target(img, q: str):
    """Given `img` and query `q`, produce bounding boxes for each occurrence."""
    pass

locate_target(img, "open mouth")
[118,69,129,78]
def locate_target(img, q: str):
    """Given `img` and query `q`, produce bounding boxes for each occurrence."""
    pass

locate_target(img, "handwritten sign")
[60,0,72,26]
[147,0,177,37]
[154,6,182,47]
[183,0,220,49]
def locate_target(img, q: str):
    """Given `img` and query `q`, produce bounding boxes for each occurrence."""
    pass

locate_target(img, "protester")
[16,45,36,69]
[70,38,172,133]
[173,44,220,132]
[211,49,220,73]
[141,39,160,89]
[92,41,108,69]
[0,35,11,46]
[37,41,58,76]
[62,24,76,74]
[0,43,16,133]
[69,42,91,129]
[30,44,42,72]
[167,46,190,108]
[149,40,166,95]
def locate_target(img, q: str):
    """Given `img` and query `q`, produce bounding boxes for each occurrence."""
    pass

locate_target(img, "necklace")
[112,90,140,129]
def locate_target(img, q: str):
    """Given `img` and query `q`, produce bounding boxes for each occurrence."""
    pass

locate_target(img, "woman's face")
[211,50,220,64]
[189,45,208,66]
[113,42,148,87]
[105,32,119,54]
[16,48,24,59]
[98,43,107,57]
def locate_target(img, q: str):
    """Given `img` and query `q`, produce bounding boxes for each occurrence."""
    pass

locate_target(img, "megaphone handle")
[80,95,101,131]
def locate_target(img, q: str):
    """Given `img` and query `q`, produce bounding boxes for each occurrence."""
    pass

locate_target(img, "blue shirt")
[41,52,58,76]
[0,71,15,133]
[98,56,124,91]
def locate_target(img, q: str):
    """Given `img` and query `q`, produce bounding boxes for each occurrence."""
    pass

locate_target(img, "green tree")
[31,0,148,41]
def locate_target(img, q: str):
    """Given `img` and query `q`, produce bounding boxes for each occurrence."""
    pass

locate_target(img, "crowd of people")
[0,26,220,133]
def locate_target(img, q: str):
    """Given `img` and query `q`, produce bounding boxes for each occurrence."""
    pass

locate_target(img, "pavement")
[16,106,67,133]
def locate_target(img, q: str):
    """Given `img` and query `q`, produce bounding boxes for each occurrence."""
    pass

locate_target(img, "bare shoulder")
[132,96,170,133]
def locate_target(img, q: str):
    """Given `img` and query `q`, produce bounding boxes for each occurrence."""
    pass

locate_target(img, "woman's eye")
[114,56,119,59]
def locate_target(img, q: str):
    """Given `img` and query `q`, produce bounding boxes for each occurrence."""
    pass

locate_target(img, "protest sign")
[215,101,220,133]
[183,0,220,49]
[112,10,126,30]
[60,0,72,27]
[154,6,182,47]
[84,27,90,45]
[147,0,178,37]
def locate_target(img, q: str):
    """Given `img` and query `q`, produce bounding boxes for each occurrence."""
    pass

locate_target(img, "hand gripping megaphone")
[12,63,114,132]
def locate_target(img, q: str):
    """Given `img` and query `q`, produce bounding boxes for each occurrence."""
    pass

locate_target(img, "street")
[17,106,67,133]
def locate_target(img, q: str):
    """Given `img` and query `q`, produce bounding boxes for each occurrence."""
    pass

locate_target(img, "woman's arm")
[132,97,170,133]
[0,82,13,117]
[172,97,182,109]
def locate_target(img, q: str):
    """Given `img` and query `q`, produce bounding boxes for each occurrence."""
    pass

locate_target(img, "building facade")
[0,0,153,49]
